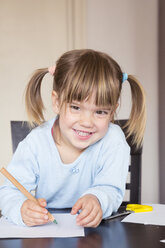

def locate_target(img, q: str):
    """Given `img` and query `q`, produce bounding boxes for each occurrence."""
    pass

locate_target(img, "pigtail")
[25,68,49,126]
[125,75,146,148]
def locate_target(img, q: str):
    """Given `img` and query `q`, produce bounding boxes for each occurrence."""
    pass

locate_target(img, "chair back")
[115,120,142,205]
[10,121,32,153]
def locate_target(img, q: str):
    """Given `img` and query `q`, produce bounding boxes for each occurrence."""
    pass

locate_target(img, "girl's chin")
[72,139,95,151]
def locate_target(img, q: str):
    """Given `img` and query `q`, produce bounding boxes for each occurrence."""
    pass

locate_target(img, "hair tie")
[48,65,56,76]
[122,72,128,83]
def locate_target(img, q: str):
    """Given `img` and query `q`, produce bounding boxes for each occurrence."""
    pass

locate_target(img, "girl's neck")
[52,121,83,164]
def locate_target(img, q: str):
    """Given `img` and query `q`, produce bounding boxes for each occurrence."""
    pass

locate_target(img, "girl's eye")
[96,110,108,115]
[70,105,80,111]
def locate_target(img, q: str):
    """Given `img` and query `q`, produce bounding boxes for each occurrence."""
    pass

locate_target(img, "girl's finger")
[23,215,49,226]
[25,207,48,220]
[77,209,98,226]
[27,201,48,214]
[37,198,47,207]
[76,206,93,221]
[79,213,102,228]
[71,199,83,215]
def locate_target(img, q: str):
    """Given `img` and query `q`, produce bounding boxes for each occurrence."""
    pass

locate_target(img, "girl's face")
[52,91,114,153]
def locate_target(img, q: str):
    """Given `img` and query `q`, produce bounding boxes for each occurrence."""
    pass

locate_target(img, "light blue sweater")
[0,119,130,225]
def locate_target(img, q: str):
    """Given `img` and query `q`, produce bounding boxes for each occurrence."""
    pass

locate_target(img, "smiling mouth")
[73,129,94,137]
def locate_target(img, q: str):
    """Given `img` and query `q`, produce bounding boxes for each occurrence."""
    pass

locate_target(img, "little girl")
[0,49,146,227]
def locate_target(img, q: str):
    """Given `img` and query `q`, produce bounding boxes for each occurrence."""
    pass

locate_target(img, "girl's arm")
[0,140,39,225]
[82,139,130,219]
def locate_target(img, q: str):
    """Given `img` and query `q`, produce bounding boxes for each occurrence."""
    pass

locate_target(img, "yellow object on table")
[126,204,153,213]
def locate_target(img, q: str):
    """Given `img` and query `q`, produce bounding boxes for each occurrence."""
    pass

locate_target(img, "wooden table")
[0,214,164,248]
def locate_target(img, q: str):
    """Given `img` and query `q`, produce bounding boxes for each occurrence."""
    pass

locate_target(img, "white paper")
[122,204,165,226]
[0,213,84,238]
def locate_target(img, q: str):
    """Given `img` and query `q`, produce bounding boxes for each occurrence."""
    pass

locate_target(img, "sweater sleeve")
[0,139,39,225]
[82,134,130,219]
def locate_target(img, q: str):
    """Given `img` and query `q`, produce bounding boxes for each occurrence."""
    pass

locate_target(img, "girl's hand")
[71,194,102,228]
[21,198,49,226]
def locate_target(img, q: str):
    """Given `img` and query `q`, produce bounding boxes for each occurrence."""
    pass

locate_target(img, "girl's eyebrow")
[96,106,111,110]
[71,101,81,105]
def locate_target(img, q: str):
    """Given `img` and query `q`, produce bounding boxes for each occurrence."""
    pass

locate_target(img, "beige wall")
[86,0,159,203]
[0,0,86,184]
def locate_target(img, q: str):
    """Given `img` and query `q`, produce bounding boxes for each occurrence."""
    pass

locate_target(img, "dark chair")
[114,119,142,205]
[10,121,33,153]
[10,120,142,205]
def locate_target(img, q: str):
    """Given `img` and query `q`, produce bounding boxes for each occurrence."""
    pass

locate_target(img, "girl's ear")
[52,91,60,114]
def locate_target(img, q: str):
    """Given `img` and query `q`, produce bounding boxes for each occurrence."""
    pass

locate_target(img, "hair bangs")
[62,54,119,108]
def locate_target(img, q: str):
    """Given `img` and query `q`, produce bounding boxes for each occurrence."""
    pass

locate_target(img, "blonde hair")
[25,49,146,148]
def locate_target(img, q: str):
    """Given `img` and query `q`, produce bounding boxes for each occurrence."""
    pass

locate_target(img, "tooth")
[77,131,89,136]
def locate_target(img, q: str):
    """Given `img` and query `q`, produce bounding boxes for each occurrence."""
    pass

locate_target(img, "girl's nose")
[79,111,93,127]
